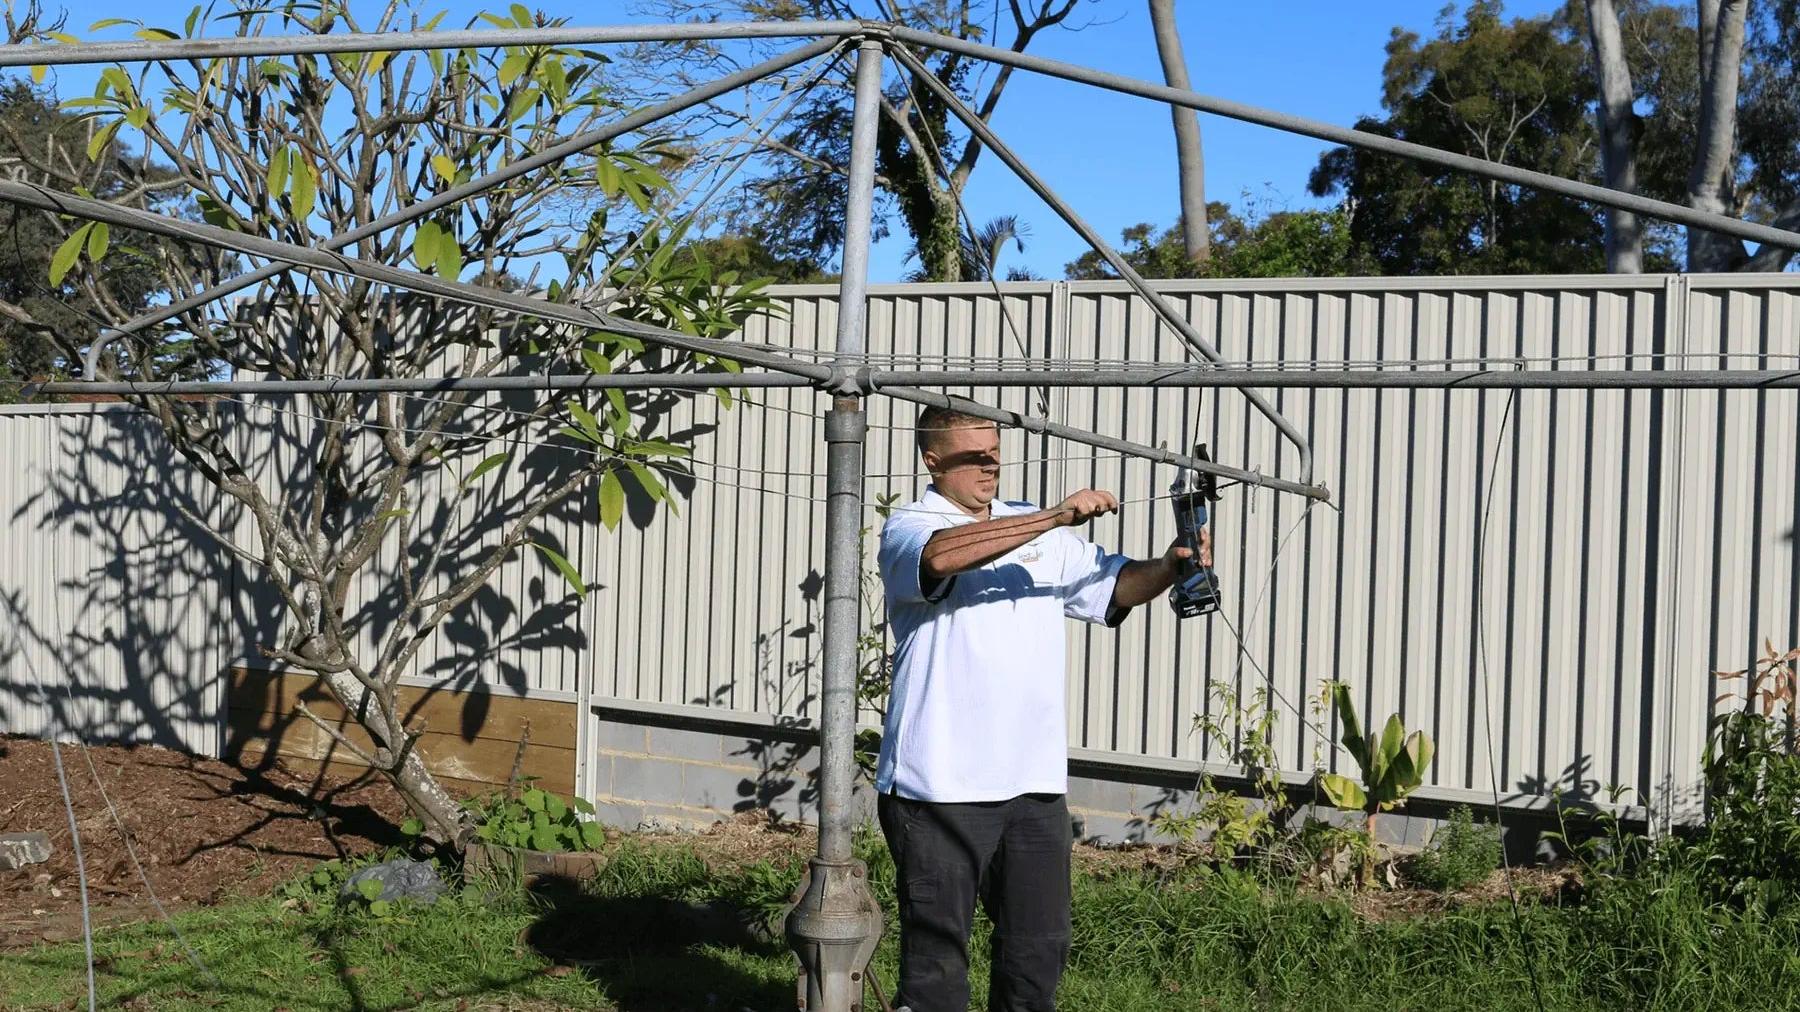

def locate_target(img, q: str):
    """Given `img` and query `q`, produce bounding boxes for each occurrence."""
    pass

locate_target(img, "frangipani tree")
[24,1,776,844]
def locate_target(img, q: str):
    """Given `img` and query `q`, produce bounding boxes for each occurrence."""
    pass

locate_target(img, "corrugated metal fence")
[3,275,1796,821]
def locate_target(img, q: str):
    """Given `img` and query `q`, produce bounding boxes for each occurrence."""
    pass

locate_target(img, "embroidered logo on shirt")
[1016,546,1043,564]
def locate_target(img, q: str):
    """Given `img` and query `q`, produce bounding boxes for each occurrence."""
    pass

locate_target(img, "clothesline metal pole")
[890,25,1800,254]
[864,368,1800,390]
[889,42,1317,485]
[784,38,887,1012]
[0,20,867,67]
[32,368,1800,395]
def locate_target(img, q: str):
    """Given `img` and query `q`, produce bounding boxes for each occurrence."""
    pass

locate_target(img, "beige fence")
[3,275,1796,824]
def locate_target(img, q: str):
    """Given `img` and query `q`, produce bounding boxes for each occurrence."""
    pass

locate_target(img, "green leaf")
[1406,732,1435,790]
[1317,773,1366,812]
[368,899,391,917]
[124,105,150,129]
[184,6,201,36]
[430,154,457,183]
[531,825,563,852]
[399,817,424,837]
[1331,683,1369,769]
[579,821,605,850]
[1374,714,1405,783]
[461,451,509,489]
[435,235,463,279]
[90,17,135,29]
[593,157,620,197]
[566,401,602,442]
[85,120,120,162]
[624,461,664,503]
[49,226,89,285]
[571,796,595,815]
[412,220,442,270]
[85,222,109,263]
[497,52,528,86]
[521,788,546,813]
[357,878,382,901]
[135,27,179,41]
[290,159,316,221]
[265,146,290,200]
[544,794,567,820]
[531,542,586,600]
[196,193,230,229]
[604,389,629,433]
[598,470,624,531]
[627,439,691,459]
[510,3,533,27]
[29,65,44,84]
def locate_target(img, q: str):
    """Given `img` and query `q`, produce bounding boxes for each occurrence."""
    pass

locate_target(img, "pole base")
[784,857,884,1012]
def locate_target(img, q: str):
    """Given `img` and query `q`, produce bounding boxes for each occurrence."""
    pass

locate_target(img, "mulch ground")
[1,733,1575,951]
[0,735,407,948]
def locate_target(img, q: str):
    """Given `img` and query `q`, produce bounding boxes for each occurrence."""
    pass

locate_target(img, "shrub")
[1407,806,1500,891]
[465,786,606,852]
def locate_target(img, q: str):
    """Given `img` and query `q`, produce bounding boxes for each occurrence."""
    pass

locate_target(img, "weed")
[462,785,606,852]
[1405,806,1500,891]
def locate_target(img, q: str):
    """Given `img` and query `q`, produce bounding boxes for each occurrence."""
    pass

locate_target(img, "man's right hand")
[1057,489,1120,524]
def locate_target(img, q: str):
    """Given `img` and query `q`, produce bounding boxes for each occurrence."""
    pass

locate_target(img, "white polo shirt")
[874,486,1130,802]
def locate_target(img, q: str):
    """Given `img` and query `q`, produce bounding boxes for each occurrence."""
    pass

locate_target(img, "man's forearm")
[920,509,1070,580]
[1111,556,1181,609]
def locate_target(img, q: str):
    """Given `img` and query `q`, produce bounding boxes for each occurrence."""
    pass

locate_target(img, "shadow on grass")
[520,873,793,1012]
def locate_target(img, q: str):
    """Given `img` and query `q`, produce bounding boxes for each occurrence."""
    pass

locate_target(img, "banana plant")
[1316,682,1435,837]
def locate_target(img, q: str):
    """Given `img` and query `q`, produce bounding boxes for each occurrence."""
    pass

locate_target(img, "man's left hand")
[1162,528,1213,570]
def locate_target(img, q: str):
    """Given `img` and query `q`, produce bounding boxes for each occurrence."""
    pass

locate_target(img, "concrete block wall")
[585,712,1488,849]
[589,715,878,831]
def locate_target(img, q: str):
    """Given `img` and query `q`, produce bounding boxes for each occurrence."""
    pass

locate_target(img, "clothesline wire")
[721,343,1800,370]
[220,394,1211,517]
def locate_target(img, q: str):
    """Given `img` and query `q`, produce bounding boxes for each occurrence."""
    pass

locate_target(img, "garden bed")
[0,736,405,948]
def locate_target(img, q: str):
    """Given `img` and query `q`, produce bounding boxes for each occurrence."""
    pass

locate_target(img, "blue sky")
[40,1,1565,281]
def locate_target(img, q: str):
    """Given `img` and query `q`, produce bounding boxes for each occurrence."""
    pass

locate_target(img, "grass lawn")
[7,826,1800,1011]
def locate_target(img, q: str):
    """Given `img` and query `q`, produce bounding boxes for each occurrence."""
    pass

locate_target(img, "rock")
[0,832,51,871]
[341,858,444,905]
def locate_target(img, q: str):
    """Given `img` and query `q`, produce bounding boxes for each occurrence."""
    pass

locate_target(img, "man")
[875,404,1211,1011]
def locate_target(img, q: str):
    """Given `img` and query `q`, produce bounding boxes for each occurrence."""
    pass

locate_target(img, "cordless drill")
[1168,444,1221,619]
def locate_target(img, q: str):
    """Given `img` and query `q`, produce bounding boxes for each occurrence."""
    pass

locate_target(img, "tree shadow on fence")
[1,408,240,757]
[0,398,608,805]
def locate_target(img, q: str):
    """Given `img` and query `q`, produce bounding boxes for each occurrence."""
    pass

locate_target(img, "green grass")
[9,830,1800,1011]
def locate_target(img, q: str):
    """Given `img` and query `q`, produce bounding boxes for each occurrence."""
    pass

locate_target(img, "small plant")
[1161,681,1290,860]
[1316,682,1434,837]
[466,786,606,853]
[1406,807,1501,891]
[1294,819,1375,889]
[1685,641,1800,910]
[351,876,403,920]
[277,858,348,913]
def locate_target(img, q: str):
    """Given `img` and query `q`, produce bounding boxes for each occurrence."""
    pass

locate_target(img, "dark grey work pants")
[877,791,1074,1012]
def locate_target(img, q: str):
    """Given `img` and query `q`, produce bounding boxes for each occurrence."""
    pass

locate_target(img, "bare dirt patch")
[0,735,407,948]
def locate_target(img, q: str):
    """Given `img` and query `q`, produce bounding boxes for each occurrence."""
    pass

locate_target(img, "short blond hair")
[915,405,998,454]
